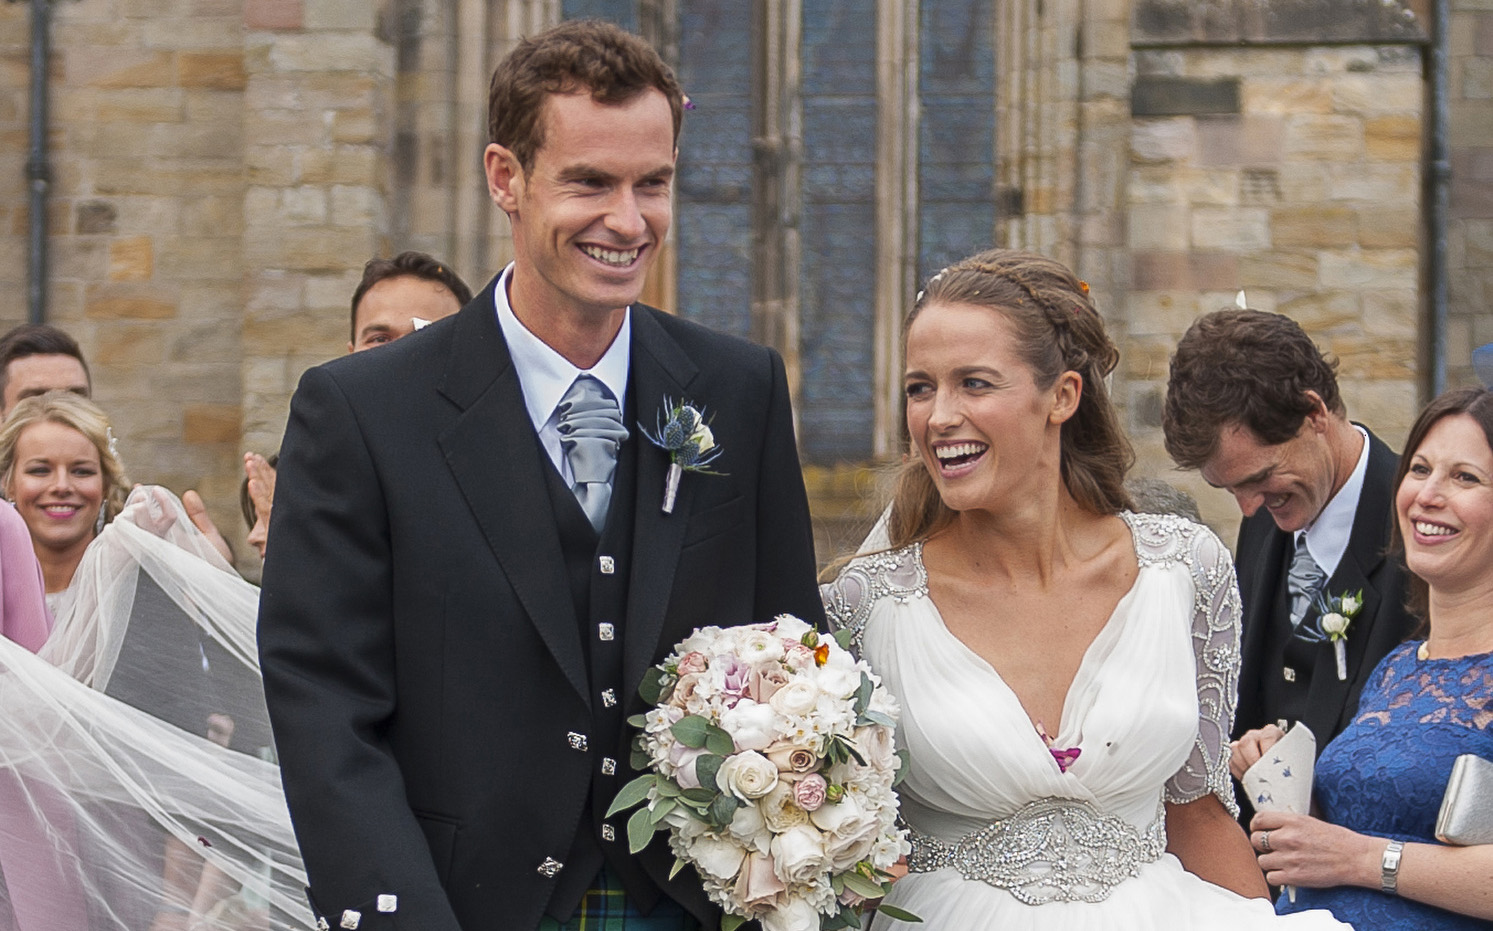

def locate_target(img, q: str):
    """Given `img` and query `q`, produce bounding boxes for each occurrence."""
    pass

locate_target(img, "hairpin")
[1077,280,1090,295]
[683,95,696,111]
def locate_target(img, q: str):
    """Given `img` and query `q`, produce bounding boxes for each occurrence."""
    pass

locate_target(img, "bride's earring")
[95,508,106,535]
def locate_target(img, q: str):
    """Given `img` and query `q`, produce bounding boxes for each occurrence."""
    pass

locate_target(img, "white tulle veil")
[0,486,312,930]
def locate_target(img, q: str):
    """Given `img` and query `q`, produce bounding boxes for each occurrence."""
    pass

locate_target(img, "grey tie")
[1287,535,1327,627]
[556,375,628,533]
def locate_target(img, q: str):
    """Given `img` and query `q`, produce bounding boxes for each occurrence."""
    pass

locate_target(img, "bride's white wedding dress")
[822,511,1349,930]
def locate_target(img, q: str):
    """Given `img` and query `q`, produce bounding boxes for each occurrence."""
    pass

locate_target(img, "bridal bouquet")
[609,615,916,931]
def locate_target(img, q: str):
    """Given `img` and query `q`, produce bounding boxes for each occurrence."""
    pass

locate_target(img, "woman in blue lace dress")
[1242,386,1493,928]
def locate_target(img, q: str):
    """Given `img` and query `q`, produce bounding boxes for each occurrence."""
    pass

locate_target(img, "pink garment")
[0,501,87,930]
[0,500,50,652]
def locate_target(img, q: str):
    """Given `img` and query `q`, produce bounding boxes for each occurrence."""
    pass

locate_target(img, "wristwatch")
[1380,840,1405,895]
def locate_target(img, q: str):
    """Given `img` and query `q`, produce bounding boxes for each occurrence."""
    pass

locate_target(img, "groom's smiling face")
[487,89,677,323]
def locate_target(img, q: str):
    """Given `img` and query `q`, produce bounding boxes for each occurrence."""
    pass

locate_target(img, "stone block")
[247,109,329,146]
[304,269,362,309]
[243,356,290,397]
[300,145,379,186]
[1325,162,1419,202]
[1284,114,1364,161]
[77,201,118,234]
[244,273,306,314]
[1120,334,1183,381]
[178,51,246,91]
[1131,118,1196,163]
[330,184,380,226]
[1463,57,1493,99]
[1449,102,1493,146]
[1128,204,1192,250]
[1196,114,1285,168]
[245,75,304,110]
[332,110,377,144]
[1181,168,1241,206]
[156,237,241,281]
[245,0,303,30]
[148,122,244,160]
[245,145,300,186]
[109,236,153,281]
[304,0,377,30]
[267,33,391,76]
[93,322,168,366]
[1240,250,1321,290]
[282,186,329,224]
[85,289,179,320]
[183,404,242,444]
[93,88,186,123]
[1362,288,1420,338]
[1133,77,1241,117]
[1364,114,1421,160]
[1271,206,1356,248]
[141,18,241,50]
[245,226,377,272]
[182,195,244,238]
[1131,251,1239,292]
[1124,290,1207,337]
[1319,248,1419,289]
[1358,207,1420,249]
[1192,207,1271,251]
[69,50,177,89]
[1333,74,1425,115]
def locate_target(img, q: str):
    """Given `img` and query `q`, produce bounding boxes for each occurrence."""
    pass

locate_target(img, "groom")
[258,20,823,931]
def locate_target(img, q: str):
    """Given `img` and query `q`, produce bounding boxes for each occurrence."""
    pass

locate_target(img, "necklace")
[1417,641,1430,661]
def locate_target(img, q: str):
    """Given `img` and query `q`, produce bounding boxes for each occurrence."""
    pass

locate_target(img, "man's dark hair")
[0,324,91,398]
[1163,309,1344,469]
[487,18,684,173]
[349,251,473,341]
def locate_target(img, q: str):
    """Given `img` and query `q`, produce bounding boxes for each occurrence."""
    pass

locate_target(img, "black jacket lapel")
[435,294,589,704]
[623,308,701,694]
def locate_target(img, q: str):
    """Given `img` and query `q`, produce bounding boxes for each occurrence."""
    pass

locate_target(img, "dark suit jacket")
[258,281,825,931]
[1233,428,1417,749]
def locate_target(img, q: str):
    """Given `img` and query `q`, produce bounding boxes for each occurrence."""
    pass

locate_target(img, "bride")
[821,249,1348,929]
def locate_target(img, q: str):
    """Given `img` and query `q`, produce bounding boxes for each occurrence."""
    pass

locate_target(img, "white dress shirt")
[493,264,631,486]
[1296,424,1370,579]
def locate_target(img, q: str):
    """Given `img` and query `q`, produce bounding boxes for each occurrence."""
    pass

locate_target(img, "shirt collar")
[493,263,631,430]
[1298,424,1370,577]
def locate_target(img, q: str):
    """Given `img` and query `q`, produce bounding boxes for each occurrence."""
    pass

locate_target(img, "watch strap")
[1380,840,1405,895]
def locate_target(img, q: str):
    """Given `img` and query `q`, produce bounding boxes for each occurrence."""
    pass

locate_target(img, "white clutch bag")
[1435,754,1493,846]
[1241,722,1316,816]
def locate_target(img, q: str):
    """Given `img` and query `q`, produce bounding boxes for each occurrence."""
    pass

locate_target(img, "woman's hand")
[1249,810,1381,889]
[1229,723,1285,781]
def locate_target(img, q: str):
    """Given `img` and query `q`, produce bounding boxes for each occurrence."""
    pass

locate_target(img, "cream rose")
[770,824,831,886]
[717,751,780,801]
[761,897,819,931]
[727,801,770,853]
[764,741,820,774]
[734,851,786,907]
[689,831,748,881]
[1322,612,1350,637]
[856,724,898,773]
[761,781,810,832]
[738,629,785,665]
[769,679,820,717]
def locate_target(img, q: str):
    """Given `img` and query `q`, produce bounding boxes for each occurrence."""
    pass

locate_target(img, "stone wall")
[1121,41,1425,537]
[1447,0,1493,387]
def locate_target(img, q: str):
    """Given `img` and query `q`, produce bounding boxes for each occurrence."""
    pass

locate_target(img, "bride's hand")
[1229,723,1285,781]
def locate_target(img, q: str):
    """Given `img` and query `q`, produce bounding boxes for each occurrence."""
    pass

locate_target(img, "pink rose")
[783,642,816,670]
[669,743,708,789]
[793,773,828,812]
[677,651,709,676]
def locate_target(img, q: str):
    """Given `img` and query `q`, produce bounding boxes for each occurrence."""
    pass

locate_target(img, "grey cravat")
[1287,534,1327,627]
[556,375,628,533]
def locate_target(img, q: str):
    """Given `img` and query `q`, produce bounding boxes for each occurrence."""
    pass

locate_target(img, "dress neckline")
[909,511,1146,750]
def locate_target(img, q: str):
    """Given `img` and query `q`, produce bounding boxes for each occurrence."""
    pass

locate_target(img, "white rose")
[727,801,771,853]
[825,828,877,872]
[761,896,820,931]
[814,666,861,701]
[770,824,832,886]
[761,781,810,832]
[810,791,875,841]
[1321,612,1350,637]
[717,751,780,800]
[679,626,725,655]
[770,679,820,718]
[689,831,747,881]
[1340,593,1361,615]
[738,629,785,665]
[691,421,716,454]
[855,724,898,773]
[720,700,779,751]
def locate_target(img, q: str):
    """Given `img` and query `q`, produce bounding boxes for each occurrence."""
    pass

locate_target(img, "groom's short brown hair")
[487,18,684,173]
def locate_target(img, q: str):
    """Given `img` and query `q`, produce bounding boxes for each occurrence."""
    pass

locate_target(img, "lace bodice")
[1278,642,1493,930]
[821,511,1243,825]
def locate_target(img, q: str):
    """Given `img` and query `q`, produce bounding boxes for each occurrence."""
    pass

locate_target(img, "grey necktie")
[1287,535,1327,627]
[556,375,628,533]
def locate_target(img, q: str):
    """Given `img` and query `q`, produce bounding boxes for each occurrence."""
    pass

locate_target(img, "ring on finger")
[1260,830,1272,853]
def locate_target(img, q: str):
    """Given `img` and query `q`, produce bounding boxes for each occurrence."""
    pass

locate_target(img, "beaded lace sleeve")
[819,546,925,655]
[1129,513,1242,817]
[1172,520,1242,815]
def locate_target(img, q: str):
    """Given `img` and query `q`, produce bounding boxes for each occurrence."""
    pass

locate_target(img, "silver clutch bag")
[1434,754,1493,846]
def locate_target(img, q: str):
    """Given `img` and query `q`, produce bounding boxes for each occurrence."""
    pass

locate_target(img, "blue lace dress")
[1276,641,1493,929]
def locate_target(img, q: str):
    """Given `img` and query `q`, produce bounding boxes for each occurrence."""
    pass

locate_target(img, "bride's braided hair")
[888,248,1133,548]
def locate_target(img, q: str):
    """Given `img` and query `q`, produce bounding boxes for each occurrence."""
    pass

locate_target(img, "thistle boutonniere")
[1314,589,1363,681]
[640,398,725,514]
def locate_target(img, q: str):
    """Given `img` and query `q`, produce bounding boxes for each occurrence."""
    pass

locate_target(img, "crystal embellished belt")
[905,797,1167,905]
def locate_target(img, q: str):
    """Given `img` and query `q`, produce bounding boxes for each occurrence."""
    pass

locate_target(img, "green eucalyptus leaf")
[605,774,655,817]
[853,673,873,716]
[832,627,854,651]
[708,792,740,828]
[671,715,713,749]
[639,667,668,705]
[842,870,885,900]
[704,724,736,757]
[694,754,725,792]
[893,748,911,787]
[631,746,652,771]
[721,914,747,931]
[681,786,717,805]
[647,796,679,825]
[874,904,922,923]
[626,713,649,729]
[669,857,688,880]
[654,780,682,799]
[626,807,656,854]
[858,710,896,728]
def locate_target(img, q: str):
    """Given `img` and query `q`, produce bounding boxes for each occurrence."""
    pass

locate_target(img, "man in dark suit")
[1162,310,1416,785]
[258,21,823,931]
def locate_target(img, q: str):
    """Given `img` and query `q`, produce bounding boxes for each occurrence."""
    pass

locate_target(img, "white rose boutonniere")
[640,397,725,514]
[1309,589,1364,681]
